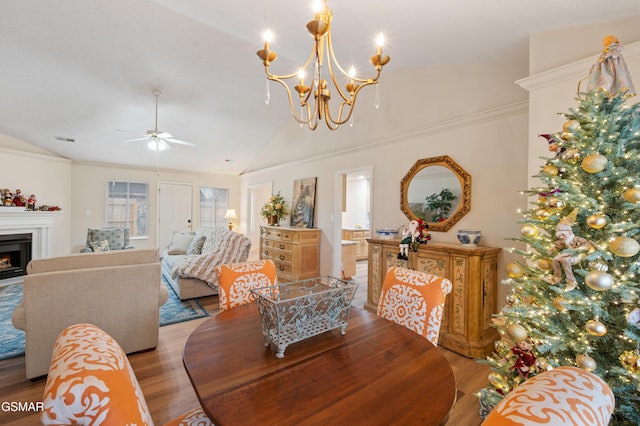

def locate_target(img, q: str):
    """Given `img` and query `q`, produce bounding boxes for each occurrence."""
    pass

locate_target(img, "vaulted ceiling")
[1,0,639,175]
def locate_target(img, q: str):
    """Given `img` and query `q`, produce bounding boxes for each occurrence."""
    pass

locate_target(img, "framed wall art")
[290,177,317,228]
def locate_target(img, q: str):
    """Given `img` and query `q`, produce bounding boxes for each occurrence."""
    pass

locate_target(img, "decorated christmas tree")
[478,37,640,425]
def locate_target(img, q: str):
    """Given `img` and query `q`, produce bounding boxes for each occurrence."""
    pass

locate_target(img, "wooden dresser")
[260,226,320,282]
[366,238,501,358]
[341,228,370,260]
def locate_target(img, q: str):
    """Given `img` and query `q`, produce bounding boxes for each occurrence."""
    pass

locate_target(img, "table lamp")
[224,209,238,230]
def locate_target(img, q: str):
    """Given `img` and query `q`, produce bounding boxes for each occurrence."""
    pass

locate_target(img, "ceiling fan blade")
[122,137,151,143]
[115,128,145,136]
[166,138,196,147]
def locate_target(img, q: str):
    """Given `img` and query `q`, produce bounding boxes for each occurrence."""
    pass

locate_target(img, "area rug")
[0,277,208,361]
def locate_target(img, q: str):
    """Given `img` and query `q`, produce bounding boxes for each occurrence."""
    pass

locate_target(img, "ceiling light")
[147,139,169,151]
[257,0,390,131]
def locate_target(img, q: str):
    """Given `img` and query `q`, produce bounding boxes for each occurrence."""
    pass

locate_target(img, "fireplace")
[0,233,32,281]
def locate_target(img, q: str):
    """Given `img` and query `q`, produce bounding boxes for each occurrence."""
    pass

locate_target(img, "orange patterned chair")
[377,266,452,346]
[217,259,278,312]
[41,323,213,426]
[482,366,615,426]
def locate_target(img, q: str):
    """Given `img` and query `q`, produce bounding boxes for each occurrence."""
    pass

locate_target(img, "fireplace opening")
[0,233,32,281]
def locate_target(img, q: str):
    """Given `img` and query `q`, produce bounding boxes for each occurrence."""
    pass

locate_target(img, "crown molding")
[241,101,528,176]
[517,40,640,92]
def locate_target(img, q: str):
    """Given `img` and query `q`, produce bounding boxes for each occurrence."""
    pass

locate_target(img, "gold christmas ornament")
[495,340,511,357]
[537,258,553,271]
[563,119,580,133]
[619,350,640,373]
[545,196,565,211]
[505,293,521,306]
[561,148,580,164]
[552,296,570,311]
[610,236,640,257]
[585,319,607,336]
[586,214,607,229]
[581,153,608,173]
[520,224,539,238]
[623,186,640,203]
[507,323,528,343]
[505,262,525,278]
[535,209,551,220]
[576,354,597,372]
[560,131,571,141]
[542,165,559,176]
[488,372,506,387]
[585,271,614,291]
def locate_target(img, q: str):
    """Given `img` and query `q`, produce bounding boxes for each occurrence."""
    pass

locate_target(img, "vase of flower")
[261,192,289,227]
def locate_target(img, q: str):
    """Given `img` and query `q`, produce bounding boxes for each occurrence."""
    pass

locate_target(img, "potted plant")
[261,192,289,226]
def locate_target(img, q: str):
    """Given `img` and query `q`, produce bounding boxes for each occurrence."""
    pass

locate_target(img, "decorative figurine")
[27,194,36,211]
[398,220,419,260]
[543,210,596,291]
[12,189,25,206]
[3,189,13,206]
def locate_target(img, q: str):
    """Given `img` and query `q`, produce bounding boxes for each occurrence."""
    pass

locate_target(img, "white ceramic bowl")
[375,228,399,240]
[457,229,482,246]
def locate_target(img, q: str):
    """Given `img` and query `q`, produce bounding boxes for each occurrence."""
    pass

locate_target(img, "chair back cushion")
[41,323,153,426]
[87,227,130,251]
[377,266,452,346]
[482,366,615,426]
[217,260,278,312]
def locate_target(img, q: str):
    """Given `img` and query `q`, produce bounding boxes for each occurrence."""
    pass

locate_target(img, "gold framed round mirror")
[400,155,471,232]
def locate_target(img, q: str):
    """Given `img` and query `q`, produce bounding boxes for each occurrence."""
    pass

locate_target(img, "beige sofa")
[12,249,168,379]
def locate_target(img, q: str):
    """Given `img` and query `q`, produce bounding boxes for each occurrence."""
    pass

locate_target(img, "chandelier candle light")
[256,0,390,130]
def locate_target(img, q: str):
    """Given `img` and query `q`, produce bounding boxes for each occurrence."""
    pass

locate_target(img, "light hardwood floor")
[0,261,490,425]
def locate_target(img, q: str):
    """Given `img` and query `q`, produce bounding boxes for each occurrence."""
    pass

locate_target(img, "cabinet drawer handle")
[279,244,285,249]
[279,265,285,271]
[279,255,285,260]
[276,232,281,238]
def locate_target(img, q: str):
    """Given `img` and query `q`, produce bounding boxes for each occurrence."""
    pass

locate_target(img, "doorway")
[157,182,193,251]
[334,168,372,307]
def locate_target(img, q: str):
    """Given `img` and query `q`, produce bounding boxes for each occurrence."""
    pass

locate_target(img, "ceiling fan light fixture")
[147,139,169,151]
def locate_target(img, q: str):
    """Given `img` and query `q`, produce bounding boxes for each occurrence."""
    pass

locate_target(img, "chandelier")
[256,0,390,130]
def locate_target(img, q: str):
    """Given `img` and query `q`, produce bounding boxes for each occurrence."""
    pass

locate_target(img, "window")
[106,181,148,238]
[200,187,229,228]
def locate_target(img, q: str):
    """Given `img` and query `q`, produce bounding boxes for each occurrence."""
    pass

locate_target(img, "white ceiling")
[1,0,639,175]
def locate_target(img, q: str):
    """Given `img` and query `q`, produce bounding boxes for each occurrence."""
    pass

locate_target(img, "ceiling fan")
[117,90,196,151]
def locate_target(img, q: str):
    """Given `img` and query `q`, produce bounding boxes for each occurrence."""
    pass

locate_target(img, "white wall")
[0,136,71,257]
[70,162,240,253]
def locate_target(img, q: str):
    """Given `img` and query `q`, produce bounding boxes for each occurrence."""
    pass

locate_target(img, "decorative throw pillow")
[186,235,206,255]
[217,260,278,312]
[166,232,195,255]
[89,239,110,252]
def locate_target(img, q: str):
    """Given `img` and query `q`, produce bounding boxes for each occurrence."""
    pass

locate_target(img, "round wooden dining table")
[183,303,457,426]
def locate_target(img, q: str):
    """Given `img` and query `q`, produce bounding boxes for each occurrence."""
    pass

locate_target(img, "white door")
[158,182,193,251]
[247,182,272,260]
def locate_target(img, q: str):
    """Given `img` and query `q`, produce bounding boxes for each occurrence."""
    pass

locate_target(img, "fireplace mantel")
[0,207,61,260]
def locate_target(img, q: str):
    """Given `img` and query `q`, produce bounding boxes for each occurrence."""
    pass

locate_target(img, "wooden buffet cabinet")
[259,226,320,282]
[366,237,501,358]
